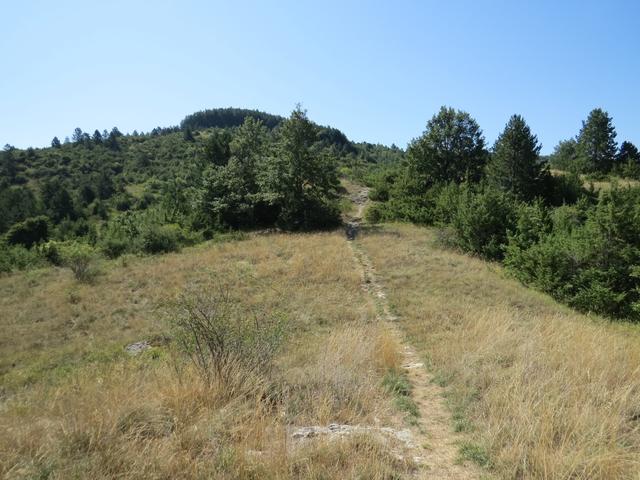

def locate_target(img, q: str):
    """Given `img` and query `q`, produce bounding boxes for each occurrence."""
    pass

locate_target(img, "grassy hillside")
[1,231,425,478]
[358,223,640,479]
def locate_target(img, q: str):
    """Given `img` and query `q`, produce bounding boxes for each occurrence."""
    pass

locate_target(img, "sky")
[1,0,638,153]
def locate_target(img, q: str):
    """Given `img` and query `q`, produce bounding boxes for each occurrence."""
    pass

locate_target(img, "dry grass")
[0,232,414,479]
[550,169,640,191]
[358,224,640,479]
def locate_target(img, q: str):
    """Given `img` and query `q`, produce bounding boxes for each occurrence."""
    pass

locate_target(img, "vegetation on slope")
[1,232,418,479]
[358,224,640,479]
[366,106,640,321]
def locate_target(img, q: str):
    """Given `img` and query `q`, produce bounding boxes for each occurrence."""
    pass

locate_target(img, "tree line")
[367,106,640,321]
[0,106,391,274]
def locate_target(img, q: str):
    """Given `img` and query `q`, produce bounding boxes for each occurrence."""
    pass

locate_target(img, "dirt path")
[346,187,480,479]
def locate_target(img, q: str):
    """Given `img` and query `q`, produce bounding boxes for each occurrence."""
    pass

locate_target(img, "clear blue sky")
[1,0,638,153]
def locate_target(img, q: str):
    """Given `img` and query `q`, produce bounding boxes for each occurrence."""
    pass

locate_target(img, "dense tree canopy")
[406,106,487,187]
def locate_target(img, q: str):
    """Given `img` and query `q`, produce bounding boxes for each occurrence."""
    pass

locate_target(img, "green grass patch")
[458,441,491,468]
[382,369,420,424]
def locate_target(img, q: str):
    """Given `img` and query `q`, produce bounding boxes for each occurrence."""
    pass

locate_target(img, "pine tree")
[486,115,545,200]
[576,108,617,173]
[72,127,84,144]
[51,136,62,149]
[92,129,103,145]
[616,141,639,165]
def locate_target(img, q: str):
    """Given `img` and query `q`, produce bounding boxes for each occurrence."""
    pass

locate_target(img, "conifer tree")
[487,114,545,200]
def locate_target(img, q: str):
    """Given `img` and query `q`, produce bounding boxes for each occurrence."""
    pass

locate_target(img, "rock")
[125,341,151,356]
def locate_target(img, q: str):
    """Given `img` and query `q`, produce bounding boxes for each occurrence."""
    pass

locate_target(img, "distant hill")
[180,107,284,131]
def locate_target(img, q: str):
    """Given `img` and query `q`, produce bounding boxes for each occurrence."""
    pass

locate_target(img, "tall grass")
[0,232,414,479]
[360,224,640,479]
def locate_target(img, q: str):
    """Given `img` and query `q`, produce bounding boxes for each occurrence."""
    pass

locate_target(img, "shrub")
[59,242,100,282]
[140,224,180,254]
[450,185,518,260]
[0,243,44,273]
[5,216,49,248]
[505,187,640,319]
[99,232,130,259]
[172,284,287,390]
[39,240,63,265]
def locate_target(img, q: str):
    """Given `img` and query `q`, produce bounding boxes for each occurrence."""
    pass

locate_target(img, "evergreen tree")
[616,141,639,165]
[486,115,546,200]
[51,136,62,149]
[72,127,84,144]
[576,108,617,173]
[92,129,103,145]
[183,127,195,142]
[549,138,578,171]
[406,106,487,188]
[260,106,339,229]
[1,144,17,182]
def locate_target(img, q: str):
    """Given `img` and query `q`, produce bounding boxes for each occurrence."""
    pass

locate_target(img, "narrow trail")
[344,187,480,479]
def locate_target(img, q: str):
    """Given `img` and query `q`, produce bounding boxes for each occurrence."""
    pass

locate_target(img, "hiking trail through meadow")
[344,186,481,479]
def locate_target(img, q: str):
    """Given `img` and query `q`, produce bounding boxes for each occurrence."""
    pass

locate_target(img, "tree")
[72,127,84,144]
[1,144,17,182]
[259,106,340,229]
[616,141,639,165]
[183,127,195,142]
[0,185,40,233]
[486,115,546,200]
[51,136,62,149]
[406,106,487,188]
[41,179,76,222]
[5,216,49,248]
[196,118,272,228]
[549,138,578,171]
[203,130,232,166]
[576,108,617,173]
[92,129,103,145]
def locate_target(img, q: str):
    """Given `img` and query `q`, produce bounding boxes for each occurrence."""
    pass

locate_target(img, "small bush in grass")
[0,243,45,273]
[59,242,100,282]
[140,224,180,254]
[172,283,287,391]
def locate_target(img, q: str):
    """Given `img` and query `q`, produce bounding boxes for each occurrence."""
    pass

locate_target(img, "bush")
[140,224,180,254]
[505,187,640,319]
[450,185,518,260]
[39,240,63,265]
[172,284,287,389]
[99,233,130,259]
[5,216,49,248]
[0,243,45,273]
[59,242,100,282]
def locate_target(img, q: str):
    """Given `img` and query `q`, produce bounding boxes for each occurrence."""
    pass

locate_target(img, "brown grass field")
[358,223,640,479]
[1,233,418,479]
[3,216,640,479]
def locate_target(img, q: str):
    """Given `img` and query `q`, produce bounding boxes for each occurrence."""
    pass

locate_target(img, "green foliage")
[576,108,618,173]
[259,107,341,230]
[0,185,40,234]
[0,243,45,273]
[549,138,578,171]
[449,184,518,260]
[5,216,49,248]
[139,224,181,254]
[505,187,640,319]
[486,114,547,200]
[58,242,100,282]
[382,369,419,423]
[406,106,487,188]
